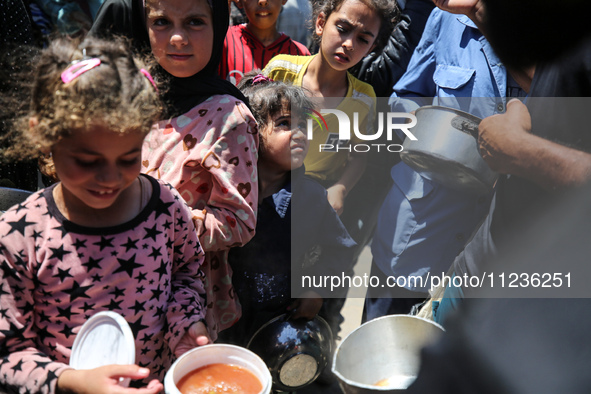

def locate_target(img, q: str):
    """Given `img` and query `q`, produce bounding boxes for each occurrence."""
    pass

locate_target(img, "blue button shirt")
[372,9,511,291]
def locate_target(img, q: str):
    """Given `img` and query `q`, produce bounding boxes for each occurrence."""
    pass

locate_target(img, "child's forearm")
[333,151,367,194]
[168,203,208,351]
[56,365,162,394]
[191,113,259,251]
[191,199,256,251]
[327,152,367,214]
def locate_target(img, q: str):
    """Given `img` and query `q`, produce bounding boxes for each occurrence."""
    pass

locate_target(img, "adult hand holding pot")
[478,98,532,175]
[478,98,591,191]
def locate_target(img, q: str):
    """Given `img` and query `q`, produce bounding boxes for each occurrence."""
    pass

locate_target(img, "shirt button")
[456,233,465,242]
[496,103,504,112]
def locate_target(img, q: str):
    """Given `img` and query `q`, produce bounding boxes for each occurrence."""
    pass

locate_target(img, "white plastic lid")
[70,311,136,385]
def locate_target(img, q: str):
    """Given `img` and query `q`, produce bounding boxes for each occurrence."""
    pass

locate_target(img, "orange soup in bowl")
[177,363,263,394]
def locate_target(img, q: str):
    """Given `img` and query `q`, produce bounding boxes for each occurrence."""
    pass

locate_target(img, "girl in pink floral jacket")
[92,0,259,337]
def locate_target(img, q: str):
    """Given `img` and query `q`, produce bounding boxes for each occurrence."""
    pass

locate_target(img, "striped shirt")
[218,24,310,85]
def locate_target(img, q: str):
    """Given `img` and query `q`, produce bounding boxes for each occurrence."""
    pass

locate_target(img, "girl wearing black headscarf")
[91,0,258,344]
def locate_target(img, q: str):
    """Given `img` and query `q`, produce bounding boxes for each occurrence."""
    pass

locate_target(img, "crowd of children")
[0,0,458,392]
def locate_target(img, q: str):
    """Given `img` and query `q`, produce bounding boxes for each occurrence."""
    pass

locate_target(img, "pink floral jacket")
[142,95,259,337]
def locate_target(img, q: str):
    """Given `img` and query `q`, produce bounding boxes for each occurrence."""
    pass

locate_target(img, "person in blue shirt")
[364,6,526,322]
[404,0,591,390]
[218,72,356,347]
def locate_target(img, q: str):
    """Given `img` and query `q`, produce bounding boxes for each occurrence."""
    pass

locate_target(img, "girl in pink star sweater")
[0,37,208,394]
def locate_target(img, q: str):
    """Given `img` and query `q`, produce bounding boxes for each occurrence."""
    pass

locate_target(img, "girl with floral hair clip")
[0,36,209,393]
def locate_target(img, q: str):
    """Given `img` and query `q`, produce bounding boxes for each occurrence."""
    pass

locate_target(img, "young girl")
[263,0,396,215]
[91,0,259,338]
[218,72,355,348]
[0,37,208,393]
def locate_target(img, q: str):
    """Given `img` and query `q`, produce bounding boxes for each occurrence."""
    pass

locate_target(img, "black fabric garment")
[527,36,591,98]
[403,6,591,393]
[90,0,250,117]
[90,0,150,51]
[479,0,591,69]
[350,0,435,98]
[408,299,591,394]
[452,36,591,280]
[0,0,39,191]
[490,36,591,251]
[408,182,591,394]
[219,166,356,347]
[1,0,35,44]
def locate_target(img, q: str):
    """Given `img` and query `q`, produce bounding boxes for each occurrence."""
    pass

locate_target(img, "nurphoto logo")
[305,108,418,152]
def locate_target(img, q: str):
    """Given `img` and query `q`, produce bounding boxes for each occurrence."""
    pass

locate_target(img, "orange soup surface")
[177,363,262,394]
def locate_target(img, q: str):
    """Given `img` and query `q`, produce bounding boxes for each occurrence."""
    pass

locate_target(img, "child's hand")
[327,184,347,216]
[287,292,323,321]
[174,321,211,357]
[56,365,162,394]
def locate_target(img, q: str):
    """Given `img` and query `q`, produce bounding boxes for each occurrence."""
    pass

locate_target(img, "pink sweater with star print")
[0,175,206,393]
[141,95,258,337]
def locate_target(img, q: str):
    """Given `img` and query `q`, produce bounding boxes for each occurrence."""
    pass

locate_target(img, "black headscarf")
[90,0,249,118]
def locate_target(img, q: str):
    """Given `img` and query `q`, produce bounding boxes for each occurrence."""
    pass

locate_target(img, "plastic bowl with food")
[164,344,272,394]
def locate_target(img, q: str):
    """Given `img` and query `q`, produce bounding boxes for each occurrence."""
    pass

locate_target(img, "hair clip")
[252,74,273,85]
[140,68,158,91]
[61,58,101,84]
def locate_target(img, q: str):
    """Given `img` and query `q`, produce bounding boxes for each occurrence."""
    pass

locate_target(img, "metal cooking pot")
[400,106,498,195]
[247,314,333,392]
[332,315,444,393]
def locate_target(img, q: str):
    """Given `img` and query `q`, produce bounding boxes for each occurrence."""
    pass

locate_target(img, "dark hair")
[238,71,315,155]
[312,0,399,53]
[238,71,315,128]
[3,36,161,172]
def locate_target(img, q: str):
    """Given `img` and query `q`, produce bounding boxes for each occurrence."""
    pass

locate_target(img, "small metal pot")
[247,314,333,392]
[400,106,498,195]
[332,315,444,393]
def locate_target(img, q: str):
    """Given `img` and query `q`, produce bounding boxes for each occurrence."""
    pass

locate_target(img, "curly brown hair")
[2,36,162,178]
[312,0,399,53]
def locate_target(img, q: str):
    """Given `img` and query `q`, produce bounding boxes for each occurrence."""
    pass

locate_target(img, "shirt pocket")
[433,64,475,92]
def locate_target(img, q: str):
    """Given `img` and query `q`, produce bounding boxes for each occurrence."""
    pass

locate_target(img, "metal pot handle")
[451,115,480,139]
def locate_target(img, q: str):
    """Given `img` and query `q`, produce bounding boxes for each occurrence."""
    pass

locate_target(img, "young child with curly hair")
[0,36,208,393]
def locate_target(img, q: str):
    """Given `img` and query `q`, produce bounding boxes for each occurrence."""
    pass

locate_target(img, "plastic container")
[164,344,272,394]
[69,311,135,387]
